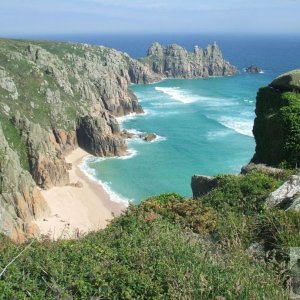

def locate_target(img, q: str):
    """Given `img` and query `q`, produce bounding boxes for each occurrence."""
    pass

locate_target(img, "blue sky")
[0,0,299,36]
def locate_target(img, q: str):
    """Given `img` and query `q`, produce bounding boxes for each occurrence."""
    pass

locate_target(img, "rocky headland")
[0,38,237,241]
[192,69,300,212]
[139,41,238,78]
[251,69,300,168]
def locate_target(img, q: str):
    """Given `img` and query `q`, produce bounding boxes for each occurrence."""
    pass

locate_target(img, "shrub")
[139,193,217,235]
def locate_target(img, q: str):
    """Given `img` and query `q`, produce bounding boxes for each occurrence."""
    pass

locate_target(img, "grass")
[0,168,297,299]
[0,212,287,299]
[0,116,30,171]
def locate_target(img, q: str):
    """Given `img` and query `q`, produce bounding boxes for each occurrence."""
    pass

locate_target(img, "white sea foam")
[150,135,167,143]
[151,101,178,108]
[79,156,133,204]
[118,148,138,160]
[243,99,255,104]
[206,129,232,140]
[155,87,199,104]
[218,117,254,137]
[125,128,143,135]
[125,129,167,144]
[116,111,149,126]
[116,112,138,125]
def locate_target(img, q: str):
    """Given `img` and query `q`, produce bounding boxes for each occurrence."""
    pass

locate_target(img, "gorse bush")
[202,171,283,214]
[0,171,297,299]
[139,193,217,234]
[0,211,288,299]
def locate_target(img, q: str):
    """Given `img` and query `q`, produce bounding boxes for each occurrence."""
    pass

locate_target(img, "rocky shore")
[0,38,237,241]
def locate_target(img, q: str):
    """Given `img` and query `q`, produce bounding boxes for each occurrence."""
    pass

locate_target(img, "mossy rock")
[270,69,300,92]
[252,69,300,168]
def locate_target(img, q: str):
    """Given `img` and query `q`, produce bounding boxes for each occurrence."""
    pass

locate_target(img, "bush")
[138,193,217,235]
[202,171,282,214]
[0,216,288,299]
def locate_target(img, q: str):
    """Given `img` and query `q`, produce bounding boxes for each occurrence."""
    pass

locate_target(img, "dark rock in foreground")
[191,175,218,198]
[252,69,300,167]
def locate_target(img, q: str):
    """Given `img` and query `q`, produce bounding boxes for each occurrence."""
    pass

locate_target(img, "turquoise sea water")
[83,73,272,203]
[64,34,299,204]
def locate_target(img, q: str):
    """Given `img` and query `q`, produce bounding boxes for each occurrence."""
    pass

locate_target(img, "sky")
[0,0,300,36]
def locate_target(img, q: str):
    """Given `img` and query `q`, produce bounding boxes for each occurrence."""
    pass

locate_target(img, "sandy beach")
[34,148,127,240]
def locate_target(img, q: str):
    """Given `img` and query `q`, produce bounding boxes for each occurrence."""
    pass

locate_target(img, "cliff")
[191,70,300,202]
[139,42,238,78]
[251,69,300,167]
[0,38,237,241]
[0,38,160,241]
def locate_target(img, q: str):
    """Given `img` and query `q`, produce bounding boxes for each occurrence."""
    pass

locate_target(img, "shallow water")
[74,34,300,203]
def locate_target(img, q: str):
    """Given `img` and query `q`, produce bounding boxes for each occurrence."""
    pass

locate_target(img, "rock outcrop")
[77,114,127,157]
[191,175,218,198]
[245,65,263,74]
[241,163,286,177]
[0,124,50,242]
[139,42,238,78]
[0,38,160,240]
[252,69,300,167]
[13,116,71,189]
[140,133,157,142]
[265,175,300,210]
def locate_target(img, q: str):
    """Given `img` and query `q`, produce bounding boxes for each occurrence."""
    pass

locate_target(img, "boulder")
[265,175,300,210]
[241,163,286,177]
[191,175,218,198]
[141,133,157,142]
[270,69,300,92]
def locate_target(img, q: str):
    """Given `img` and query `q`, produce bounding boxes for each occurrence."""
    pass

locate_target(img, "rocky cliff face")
[0,38,237,241]
[0,124,49,243]
[139,42,238,78]
[0,38,160,241]
[77,113,127,157]
[252,69,300,167]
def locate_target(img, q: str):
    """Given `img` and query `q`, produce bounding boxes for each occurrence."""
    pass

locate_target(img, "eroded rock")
[191,175,218,198]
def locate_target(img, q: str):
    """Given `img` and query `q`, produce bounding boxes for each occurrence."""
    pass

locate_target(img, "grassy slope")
[0,171,297,299]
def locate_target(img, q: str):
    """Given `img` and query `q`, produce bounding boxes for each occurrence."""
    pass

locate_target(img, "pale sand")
[34,148,127,240]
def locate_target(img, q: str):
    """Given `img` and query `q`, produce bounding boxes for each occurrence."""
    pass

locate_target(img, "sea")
[25,33,300,203]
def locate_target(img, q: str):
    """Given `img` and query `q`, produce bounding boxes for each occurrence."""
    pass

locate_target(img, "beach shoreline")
[34,148,127,240]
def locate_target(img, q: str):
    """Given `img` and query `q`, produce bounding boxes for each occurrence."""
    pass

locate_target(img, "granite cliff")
[139,42,238,78]
[252,69,300,168]
[192,70,300,211]
[0,39,159,241]
[0,38,237,241]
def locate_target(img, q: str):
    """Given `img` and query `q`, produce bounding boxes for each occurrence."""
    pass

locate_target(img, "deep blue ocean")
[28,33,300,203]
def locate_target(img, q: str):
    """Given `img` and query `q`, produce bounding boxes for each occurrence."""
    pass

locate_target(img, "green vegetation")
[202,171,283,214]
[0,170,298,299]
[0,117,29,171]
[253,79,300,168]
[280,92,300,167]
